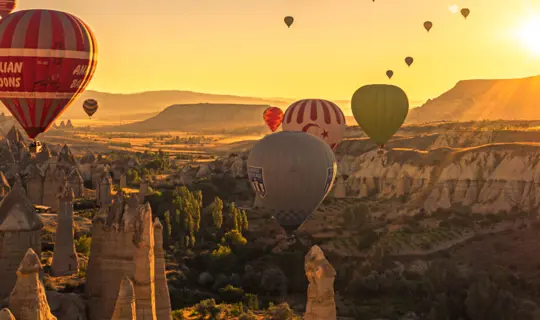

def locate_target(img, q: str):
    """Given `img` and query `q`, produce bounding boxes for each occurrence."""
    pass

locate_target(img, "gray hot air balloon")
[247,131,337,234]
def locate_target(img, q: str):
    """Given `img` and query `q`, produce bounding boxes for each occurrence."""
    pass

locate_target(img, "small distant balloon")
[424,21,433,32]
[405,57,413,67]
[448,4,459,14]
[461,8,470,19]
[284,16,294,28]
[386,70,393,79]
[263,107,284,132]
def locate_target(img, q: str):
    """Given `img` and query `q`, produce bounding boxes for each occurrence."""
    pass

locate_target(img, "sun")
[516,16,540,54]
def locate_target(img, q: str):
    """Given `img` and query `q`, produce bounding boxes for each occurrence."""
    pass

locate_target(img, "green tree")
[163,210,172,247]
[209,196,223,230]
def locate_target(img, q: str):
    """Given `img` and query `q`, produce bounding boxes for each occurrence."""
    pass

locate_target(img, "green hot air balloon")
[247,131,336,234]
[350,84,409,152]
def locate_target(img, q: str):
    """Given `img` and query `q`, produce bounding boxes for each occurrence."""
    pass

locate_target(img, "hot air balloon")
[263,107,283,132]
[424,21,433,32]
[0,9,98,143]
[405,57,413,67]
[461,8,470,19]
[350,84,409,152]
[83,99,99,118]
[282,99,346,151]
[386,70,394,79]
[247,131,336,234]
[284,16,294,28]
[0,0,16,19]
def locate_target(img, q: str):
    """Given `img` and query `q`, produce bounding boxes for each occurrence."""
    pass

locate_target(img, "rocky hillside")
[103,103,272,133]
[407,75,540,123]
[333,121,540,216]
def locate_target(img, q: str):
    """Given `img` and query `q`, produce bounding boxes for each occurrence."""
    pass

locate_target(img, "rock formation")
[92,165,109,189]
[0,179,42,299]
[86,195,170,320]
[133,203,157,320]
[153,218,172,320]
[0,171,10,199]
[42,165,66,211]
[332,176,346,198]
[51,181,79,276]
[35,143,52,165]
[138,179,149,203]
[120,174,127,190]
[24,164,44,205]
[111,277,136,320]
[0,309,15,320]
[67,169,84,198]
[56,145,77,174]
[8,248,56,320]
[304,245,336,320]
[96,172,112,207]
[336,146,540,214]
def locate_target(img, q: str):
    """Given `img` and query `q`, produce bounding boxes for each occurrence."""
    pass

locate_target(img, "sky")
[17,0,540,106]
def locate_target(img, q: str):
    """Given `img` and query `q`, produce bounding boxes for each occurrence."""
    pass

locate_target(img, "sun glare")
[448,4,459,14]
[516,17,540,54]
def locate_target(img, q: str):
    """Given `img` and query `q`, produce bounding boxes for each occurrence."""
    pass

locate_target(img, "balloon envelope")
[350,84,409,147]
[386,70,393,79]
[405,57,413,66]
[0,0,16,18]
[83,99,98,117]
[247,131,336,232]
[461,8,470,18]
[424,21,433,31]
[284,16,294,27]
[263,107,283,132]
[0,9,98,139]
[282,99,346,151]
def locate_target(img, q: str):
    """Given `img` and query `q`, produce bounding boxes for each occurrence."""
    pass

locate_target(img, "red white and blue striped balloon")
[0,9,98,139]
[282,99,346,151]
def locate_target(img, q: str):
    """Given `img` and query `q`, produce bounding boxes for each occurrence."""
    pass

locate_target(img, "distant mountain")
[407,75,540,123]
[103,103,271,132]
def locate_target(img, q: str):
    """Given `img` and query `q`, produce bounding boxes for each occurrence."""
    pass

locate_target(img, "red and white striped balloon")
[282,99,346,151]
[0,9,98,139]
[0,0,16,19]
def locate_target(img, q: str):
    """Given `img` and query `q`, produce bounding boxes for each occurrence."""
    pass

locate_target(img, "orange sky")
[17,0,540,106]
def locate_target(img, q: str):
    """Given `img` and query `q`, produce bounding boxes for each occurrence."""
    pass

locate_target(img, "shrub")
[218,285,244,303]
[267,302,299,320]
[239,311,258,320]
[75,235,91,256]
[171,310,185,320]
[194,299,221,317]
[243,293,259,310]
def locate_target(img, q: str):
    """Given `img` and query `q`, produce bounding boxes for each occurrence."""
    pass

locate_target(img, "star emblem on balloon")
[321,130,329,138]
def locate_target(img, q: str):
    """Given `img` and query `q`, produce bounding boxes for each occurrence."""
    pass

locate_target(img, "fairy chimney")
[120,174,127,190]
[42,165,65,211]
[0,178,42,299]
[8,248,56,320]
[138,179,150,204]
[153,218,172,320]
[0,309,15,320]
[133,203,157,320]
[111,277,137,320]
[24,163,44,205]
[68,169,84,198]
[51,181,78,276]
[97,172,112,207]
[0,171,10,199]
